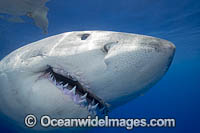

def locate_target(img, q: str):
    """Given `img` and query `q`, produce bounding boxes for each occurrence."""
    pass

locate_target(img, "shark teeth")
[78,99,87,107]
[99,107,105,112]
[46,70,107,115]
[92,99,95,105]
[78,99,87,104]
[73,94,81,104]
[88,103,99,111]
[88,103,99,115]
[68,86,76,96]
[81,93,87,99]
[57,84,63,89]
[50,74,54,80]
[53,79,57,85]
[63,83,68,88]
[92,103,99,110]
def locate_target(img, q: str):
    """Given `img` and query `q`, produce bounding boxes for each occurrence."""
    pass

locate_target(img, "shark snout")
[101,37,176,107]
[143,38,176,54]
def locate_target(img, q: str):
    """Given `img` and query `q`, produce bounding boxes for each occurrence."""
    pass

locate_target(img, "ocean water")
[0,0,199,132]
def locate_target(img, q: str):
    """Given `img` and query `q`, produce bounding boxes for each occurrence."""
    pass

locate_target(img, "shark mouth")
[40,65,109,115]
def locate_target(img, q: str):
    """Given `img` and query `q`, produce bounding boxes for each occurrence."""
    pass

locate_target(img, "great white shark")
[0,31,175,129]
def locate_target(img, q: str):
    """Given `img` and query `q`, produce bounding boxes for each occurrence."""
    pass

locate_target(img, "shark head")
[0,31,175,128]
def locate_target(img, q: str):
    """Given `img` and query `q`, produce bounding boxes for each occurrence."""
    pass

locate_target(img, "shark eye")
[81,34,90,40]
[103,41,119,53]
[104,44,111,53]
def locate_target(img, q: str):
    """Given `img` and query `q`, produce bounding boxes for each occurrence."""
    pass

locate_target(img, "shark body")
[0,31,175,129]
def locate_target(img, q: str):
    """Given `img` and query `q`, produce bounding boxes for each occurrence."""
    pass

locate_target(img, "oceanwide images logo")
[25,114,176,130]
[24,115,37,128]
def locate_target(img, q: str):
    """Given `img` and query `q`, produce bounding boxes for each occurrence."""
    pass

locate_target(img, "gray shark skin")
[0,31,175,130]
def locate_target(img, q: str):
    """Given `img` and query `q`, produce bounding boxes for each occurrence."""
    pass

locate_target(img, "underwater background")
[0,0,199,132]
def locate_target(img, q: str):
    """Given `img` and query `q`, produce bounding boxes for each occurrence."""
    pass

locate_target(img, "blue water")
[0,0,200,132]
